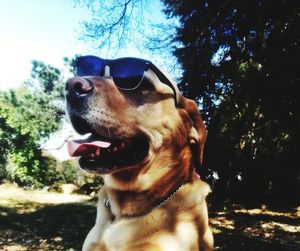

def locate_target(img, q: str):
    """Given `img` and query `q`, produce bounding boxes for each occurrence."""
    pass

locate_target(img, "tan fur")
[67,67,214,251]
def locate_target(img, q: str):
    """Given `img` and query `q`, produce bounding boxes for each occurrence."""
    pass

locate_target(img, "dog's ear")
[178,96,207,167]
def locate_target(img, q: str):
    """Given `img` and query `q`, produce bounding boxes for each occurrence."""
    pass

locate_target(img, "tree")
[0,61,65,186]
[162,0,300,205]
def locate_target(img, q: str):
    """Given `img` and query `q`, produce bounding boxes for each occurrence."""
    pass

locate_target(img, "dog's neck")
[105,180,187,218]
[104,149,194,218]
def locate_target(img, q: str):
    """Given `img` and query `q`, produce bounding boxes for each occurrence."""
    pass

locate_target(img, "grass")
[0,182,299,251]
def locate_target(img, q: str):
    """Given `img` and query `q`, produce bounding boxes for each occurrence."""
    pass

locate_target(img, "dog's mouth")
[67,133,150,174]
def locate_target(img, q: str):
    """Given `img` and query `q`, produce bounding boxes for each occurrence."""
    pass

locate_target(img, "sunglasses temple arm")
[150,63,180,106]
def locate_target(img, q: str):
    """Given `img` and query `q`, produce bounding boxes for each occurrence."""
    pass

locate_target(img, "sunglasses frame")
[75,56,180,105]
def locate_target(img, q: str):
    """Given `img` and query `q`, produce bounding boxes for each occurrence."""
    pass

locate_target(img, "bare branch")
[77,0,141,51]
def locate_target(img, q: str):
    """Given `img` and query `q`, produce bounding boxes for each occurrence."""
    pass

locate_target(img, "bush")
[0,163,7,183]
[60,159,78,184]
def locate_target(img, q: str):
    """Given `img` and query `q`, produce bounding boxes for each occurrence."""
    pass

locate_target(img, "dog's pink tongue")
[66,139,111,157]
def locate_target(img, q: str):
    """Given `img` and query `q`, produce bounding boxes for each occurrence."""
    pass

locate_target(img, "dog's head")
[66,56,206,190]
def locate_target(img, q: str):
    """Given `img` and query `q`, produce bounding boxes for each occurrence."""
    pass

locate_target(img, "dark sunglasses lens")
[76,56,104,76]
[113,76,144,89]
[111,58,148,89]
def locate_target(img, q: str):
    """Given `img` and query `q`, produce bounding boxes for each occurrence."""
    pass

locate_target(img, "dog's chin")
[78,135,150,174]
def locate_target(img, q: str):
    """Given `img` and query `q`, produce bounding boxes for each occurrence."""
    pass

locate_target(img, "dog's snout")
[66,77,94,97]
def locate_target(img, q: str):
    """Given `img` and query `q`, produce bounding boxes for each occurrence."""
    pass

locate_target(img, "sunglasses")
[75,55,179,105]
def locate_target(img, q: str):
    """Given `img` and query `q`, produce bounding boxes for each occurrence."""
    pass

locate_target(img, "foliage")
[0,61,65,187]
[60,159,78,184]
[162,0,300,205]
[63,56,79,76]
[31,60,61,94]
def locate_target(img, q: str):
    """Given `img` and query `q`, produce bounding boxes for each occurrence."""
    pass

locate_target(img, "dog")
[65,56,214,251]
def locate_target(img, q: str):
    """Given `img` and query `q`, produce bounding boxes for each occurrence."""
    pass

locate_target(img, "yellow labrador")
[66,56,214,251]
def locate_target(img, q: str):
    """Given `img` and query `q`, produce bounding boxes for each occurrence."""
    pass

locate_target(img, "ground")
[0,183,299,251]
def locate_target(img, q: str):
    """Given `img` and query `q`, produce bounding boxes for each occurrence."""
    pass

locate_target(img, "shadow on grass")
[211,205,300,251]
[0,202,96,250]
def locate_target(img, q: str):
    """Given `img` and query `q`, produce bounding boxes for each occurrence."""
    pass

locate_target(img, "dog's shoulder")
[190,179,212,201]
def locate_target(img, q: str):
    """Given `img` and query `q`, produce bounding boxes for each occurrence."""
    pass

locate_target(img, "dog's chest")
[98,208,199,251]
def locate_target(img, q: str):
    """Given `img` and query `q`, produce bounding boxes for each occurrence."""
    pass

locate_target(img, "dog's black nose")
[66,77,94,101]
